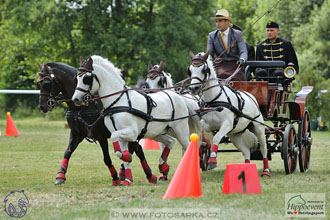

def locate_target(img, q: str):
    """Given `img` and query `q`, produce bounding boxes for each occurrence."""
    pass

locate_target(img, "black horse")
[37,62,157,186]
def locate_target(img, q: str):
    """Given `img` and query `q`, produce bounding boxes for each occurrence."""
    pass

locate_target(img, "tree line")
[0,0,329,122]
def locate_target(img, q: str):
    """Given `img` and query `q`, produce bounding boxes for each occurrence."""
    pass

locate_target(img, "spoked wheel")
[298,110,312,172]
[199,145,210,171]
[282,124,298,174]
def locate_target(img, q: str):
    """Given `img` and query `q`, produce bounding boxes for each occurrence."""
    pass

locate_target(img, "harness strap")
[205,100,261,133]
[226,85,245,112]
[205,88,222,105]
[221,86,232,106]
[136,91,155,140]
[65,107,102,143]
[101,90,126,132]
[160,90,175,121]
[241,90,261,115]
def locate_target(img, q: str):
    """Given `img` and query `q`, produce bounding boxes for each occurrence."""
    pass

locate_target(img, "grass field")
[0,118,329,220]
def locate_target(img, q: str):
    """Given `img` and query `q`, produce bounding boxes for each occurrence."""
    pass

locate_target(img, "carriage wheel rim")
[299,110,311,172]
[302,112,311,170]
[283,124,298,174]
[303,146,310,169]
[289,128,297,173]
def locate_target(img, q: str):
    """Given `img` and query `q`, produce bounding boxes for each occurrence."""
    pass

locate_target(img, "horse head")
[36,63,60,112]
[146,61,173,89]
[72,56,100,106]
[188,50,211,95]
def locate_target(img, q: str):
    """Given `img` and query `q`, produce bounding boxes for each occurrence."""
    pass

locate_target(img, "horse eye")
[83,76,93,85]
[41,81,51,91]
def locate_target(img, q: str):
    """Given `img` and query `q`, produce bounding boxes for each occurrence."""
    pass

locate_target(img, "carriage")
[200,60,313,174]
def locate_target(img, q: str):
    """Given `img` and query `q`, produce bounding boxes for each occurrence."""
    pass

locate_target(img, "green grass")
[0,118,329,220]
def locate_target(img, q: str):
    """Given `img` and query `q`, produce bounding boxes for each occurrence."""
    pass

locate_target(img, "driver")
[207,9,248,81]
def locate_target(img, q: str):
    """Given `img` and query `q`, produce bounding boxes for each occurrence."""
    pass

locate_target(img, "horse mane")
[206,57,217,78]
[162,71,173,87]
[46,62,77,76]
[91,55,125,84]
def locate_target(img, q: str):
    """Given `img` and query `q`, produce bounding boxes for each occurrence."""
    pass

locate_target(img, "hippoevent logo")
[285,193,325,218]
[3,190,30,218]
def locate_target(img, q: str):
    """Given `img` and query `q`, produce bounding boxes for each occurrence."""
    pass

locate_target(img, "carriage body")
[225,61,313,174]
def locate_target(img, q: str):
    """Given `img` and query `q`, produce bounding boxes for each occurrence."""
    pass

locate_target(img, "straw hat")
[211,9,232,21]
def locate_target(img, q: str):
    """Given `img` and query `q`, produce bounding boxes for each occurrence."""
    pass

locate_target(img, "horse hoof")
[55,178,66,185]
[261,171,270,177]
[120,179,132,186]
[159,163,170,175]
[55,173,66,185]
[207,163,217,170]
[148,174,157,184]
[207,157,217,170]
[112,179,121,186]
[159,174,168,181]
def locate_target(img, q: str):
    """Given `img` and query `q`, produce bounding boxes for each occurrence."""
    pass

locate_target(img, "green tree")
[293,0,330,121]
[0,0,78,111]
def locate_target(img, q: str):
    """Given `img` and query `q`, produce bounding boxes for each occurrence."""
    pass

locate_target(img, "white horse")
[188,51,270,176]
[144,62,214,170]
[145,62,206,142]
[72,55,191,184]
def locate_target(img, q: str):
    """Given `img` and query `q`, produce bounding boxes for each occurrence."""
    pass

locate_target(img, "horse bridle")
[37,68,59,109]
[147,68,167,88]
[187,57,210,85]
[74,67,100,102]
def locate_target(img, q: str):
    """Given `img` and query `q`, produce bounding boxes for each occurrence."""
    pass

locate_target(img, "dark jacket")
[256,37,299,73]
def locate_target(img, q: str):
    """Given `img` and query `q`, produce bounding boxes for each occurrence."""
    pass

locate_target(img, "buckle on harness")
[47,98,56,108]
[83,93,92,102]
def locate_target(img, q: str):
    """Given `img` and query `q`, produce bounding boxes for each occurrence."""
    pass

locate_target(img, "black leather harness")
[202,84,261,133]
[100,86,185,140]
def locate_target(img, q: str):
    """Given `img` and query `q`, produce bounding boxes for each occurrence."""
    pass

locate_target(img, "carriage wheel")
[282,124,298,174]
[298,110,312,172]
[199,146,210,171]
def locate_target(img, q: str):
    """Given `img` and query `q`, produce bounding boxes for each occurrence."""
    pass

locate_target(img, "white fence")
[0,90,40,94]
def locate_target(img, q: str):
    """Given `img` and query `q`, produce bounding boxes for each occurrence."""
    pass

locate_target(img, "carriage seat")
[244,61,289,86]
[245,61,285,69]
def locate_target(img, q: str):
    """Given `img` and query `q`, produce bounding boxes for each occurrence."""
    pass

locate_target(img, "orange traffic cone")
[163,133,202,199]
[142,138,160,150]
[4,112,19,136]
